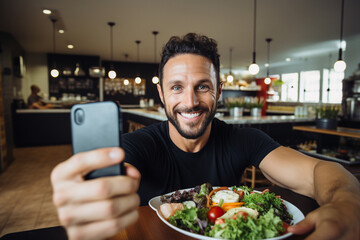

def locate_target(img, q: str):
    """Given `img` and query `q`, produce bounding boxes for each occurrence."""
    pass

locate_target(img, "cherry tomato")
[207,206,225,223]
[282,221,289,233]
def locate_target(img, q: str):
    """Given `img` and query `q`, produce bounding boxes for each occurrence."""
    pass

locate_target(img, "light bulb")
[108,70,116,79]
[124,79,129,85]
[249,63,260,75]
[50,69,59,78]
[334,60,346,72]
[152,76,159,84]
[135,77,141,84]
[227,75,234,83]
[43,9,52,15]
[264,77,271,85]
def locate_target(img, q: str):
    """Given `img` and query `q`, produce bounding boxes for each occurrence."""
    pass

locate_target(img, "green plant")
[315,105,340,119]
[245,98,265,109]
[225,99,245,109]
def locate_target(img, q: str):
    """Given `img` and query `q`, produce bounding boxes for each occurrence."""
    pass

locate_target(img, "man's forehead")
[163,54,215,78]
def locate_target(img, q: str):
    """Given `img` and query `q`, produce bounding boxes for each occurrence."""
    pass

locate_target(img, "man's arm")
[259,146,360,239]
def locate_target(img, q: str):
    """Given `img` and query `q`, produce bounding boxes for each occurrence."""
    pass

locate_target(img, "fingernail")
[109,149,122,160]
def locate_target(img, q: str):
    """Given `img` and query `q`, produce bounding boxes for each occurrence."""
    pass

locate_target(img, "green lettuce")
[208,208,285,240]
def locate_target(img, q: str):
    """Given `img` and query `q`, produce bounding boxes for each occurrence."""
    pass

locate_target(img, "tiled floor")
[0,144,72,237]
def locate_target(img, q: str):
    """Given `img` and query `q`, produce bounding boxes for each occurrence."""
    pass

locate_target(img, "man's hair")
[159,33,220,87]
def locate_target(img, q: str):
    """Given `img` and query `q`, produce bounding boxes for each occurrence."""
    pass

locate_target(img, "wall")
[260,34,360,79]
[0,32,24,171]
[22,52,48,102]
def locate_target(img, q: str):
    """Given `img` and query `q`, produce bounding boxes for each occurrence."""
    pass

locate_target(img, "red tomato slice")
[207,206,225,223]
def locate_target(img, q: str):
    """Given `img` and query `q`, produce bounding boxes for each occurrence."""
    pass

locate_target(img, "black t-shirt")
[123,118,280,205]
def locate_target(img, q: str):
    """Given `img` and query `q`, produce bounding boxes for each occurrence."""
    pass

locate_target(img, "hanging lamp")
[264,38,272,85]
[107,22,116,79]
[226,48,234,83]
[50,18,59,78]
[248,0,260,75]
[135,40,142,84]
[334,0,346,72]
[151,31,160,84]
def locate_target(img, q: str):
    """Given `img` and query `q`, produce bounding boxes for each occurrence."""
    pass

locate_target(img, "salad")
[159,183,293,240]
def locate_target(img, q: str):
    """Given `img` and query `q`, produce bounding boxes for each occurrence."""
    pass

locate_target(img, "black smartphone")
[70,101,124,180]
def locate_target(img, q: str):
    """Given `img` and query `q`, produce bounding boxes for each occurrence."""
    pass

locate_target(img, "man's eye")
[198,85,209,91]
[172,86,181,91]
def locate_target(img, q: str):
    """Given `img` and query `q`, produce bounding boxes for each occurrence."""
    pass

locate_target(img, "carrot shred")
[260,189,270,194]
[206,187,229,208]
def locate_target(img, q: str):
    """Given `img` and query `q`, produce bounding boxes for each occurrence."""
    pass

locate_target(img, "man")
[51,33,360,240]
[27,84,52,109]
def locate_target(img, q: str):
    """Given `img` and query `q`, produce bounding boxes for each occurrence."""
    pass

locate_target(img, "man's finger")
[288,217,315,235]
[304,220,342,240]
[53,175,139,206]
[66,209,139,240]
[58,193,140,225]
[51,148,124,182]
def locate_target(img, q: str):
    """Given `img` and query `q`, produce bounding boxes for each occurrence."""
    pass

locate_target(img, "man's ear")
[217,81,223,101]
[157,84,164,104]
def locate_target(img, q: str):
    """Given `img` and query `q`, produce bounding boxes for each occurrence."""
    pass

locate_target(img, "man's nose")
[183,88,199,109]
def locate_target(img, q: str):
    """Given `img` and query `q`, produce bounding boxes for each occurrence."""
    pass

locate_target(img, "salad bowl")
[149,187,305,240]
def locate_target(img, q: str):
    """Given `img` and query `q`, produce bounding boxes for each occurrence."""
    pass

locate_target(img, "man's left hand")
[288,199,360,240]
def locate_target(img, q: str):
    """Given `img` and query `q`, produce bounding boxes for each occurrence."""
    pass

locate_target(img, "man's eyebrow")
[166,80,183,86]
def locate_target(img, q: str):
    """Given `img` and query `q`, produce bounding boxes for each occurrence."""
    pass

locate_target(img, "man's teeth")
[180,112,200,118]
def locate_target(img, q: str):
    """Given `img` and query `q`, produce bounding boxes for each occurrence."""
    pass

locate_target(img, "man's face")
[157,54,221,139]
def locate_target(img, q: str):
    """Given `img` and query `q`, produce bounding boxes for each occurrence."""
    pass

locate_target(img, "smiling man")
[51,33,360,240]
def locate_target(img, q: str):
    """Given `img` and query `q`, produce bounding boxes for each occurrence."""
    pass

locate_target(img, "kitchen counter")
[123,108,315,124]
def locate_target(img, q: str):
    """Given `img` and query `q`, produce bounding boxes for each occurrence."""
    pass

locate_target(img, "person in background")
[51,33,360,240]
[27,84,52,109]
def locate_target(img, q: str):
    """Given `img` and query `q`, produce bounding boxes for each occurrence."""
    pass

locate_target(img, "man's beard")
[163,99,217,139]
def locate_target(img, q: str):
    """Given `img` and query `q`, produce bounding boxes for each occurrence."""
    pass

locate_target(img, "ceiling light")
[152,31,159,84]
[264,77,271,85]
[152,76,159,84]
[50,18,59,78]
[107,22,116,79]
[58,29,65,34]
[334,0,346,72]
[227,48,234,83]
[135,40,142,83]
[264,38,272,85]
[67,44,74,49]
[285,58,291,62]
[43,9,52,15]
[248,0,259,75]
[124,79,129,85]
[135,77,142,84]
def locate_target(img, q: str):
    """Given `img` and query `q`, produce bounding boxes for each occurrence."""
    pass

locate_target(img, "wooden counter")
[293,126,360,139]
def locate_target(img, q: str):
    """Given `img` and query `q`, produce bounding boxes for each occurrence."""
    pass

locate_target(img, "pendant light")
[135,40,142,84]
[107,22,116,79]
[334,0,346,72]
[152,31,160,84]
[226,48,234,83]
[248,0,260,75]
[50,18,59,78]
[264,38,272,85]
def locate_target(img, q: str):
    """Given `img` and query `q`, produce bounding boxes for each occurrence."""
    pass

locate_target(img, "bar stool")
[127,120,146,133]
[242,166,273,189]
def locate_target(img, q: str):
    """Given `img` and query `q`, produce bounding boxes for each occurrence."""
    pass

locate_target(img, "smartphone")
[70,101,124,180]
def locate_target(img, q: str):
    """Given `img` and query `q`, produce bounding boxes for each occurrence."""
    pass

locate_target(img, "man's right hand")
[51,148,141,240]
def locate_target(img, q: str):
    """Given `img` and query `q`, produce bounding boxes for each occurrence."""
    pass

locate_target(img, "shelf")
[293,126,360,139]
[299,150,360,165]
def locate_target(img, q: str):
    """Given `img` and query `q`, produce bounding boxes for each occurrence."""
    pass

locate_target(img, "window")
[299,70,320,102]
[281,73,298,102]
[322,69,344,103]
